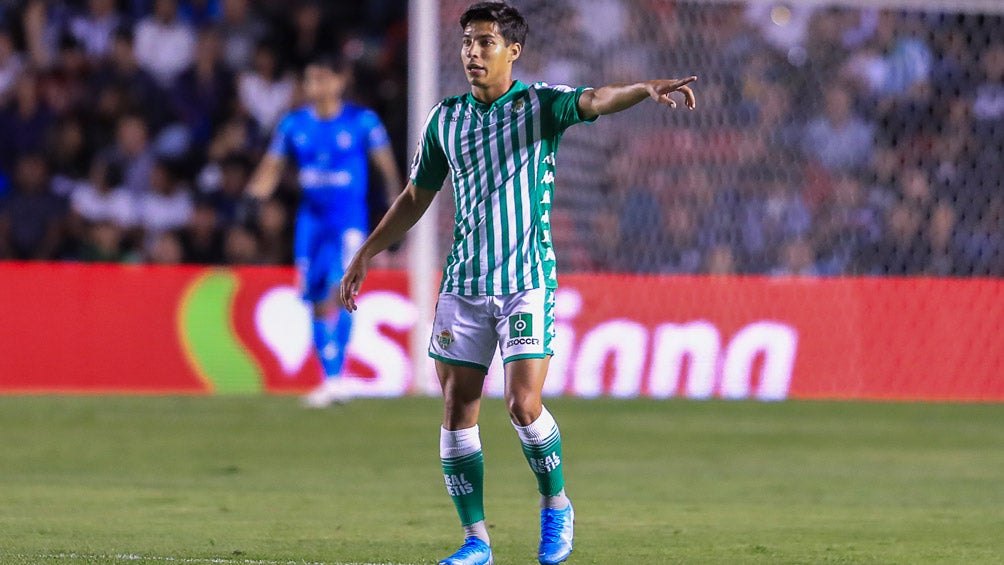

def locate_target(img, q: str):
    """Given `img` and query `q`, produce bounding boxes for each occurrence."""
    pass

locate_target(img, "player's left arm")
[577,76,697,120]
[369,146,402,205]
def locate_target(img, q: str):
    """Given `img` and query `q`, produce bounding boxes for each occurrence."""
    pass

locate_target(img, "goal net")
[433,0,1003,278]
[418,0,1004,400]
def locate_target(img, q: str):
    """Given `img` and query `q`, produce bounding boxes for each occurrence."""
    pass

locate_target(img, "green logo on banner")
[509,313,533,338]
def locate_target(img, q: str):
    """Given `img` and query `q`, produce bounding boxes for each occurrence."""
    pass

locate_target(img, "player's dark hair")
[305,52,349,75]
[460,2,528,47]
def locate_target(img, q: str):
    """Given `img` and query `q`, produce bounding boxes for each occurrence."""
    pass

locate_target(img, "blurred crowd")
[2,0,1003,278]
[462,0,1003,277]
[0,0,406,265]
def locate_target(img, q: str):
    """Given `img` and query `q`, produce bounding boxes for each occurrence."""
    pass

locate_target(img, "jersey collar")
[467,80,527,111]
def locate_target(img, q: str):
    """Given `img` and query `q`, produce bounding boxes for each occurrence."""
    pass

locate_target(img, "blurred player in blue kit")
[250,54,401,407]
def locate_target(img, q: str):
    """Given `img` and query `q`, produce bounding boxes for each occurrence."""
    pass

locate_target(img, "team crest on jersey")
[512,99,525,113]
[337,131,353,149]
[438,329,454,349]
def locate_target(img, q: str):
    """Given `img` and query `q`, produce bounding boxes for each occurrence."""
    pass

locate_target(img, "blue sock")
[313,311,352,380]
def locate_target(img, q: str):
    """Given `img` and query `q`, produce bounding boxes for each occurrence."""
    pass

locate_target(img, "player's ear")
[508,42,521,63]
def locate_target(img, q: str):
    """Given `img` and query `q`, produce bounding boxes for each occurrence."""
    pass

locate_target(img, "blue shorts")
[294,213,365,303]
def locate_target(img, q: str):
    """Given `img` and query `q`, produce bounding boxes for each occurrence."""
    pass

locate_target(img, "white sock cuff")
[440,425,481,459]
[513,406,558,446]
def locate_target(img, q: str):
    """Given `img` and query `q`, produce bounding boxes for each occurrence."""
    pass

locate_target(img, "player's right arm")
[247,154,285,200]
[339,182,436,311]
[249,114,295,200]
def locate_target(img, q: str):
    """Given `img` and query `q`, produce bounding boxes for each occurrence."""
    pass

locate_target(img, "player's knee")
[506,394,542,427]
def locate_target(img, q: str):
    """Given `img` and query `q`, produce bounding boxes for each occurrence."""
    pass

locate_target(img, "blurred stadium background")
[2,1,1004,564]
[1,0,1002,399]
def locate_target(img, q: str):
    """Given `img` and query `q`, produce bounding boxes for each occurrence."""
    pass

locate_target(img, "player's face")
[462,21,520,89]
[303,65,346,104]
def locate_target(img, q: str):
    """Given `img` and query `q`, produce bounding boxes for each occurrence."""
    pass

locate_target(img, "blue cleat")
[538,503,574,564]
[439,537,493,565]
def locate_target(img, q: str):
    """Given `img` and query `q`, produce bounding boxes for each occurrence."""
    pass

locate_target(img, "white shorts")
[428,288,555,372]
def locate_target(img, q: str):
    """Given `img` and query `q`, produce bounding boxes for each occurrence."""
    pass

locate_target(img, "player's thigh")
[428,293,497,373]
[503,356,551,424]
[495,287,554,364]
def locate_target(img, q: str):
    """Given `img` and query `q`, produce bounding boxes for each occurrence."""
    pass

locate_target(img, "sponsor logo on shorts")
[507,313,538,348]
[509,313,533,337]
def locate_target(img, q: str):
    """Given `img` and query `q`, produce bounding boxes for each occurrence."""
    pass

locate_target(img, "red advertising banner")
[1,263,1002,401]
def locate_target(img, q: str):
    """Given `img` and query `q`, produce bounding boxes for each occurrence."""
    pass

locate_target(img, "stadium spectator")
[179,0,223,26]
[801,84,875,173]
[704,243,738,275]
[89,27,165,129]
[47,117,91,192]
[283,1,338,72]
[0,153,65,260]
[78,220,130,262]
[222,223,258,264]
[101,113,155,196]
[218,0,266,71]
[771,237,821,276]
[134,159,193,252]
[869,200,928,275]
[237,41,294,133]
[924,201,964,276]
[171,25,235,148]
[0,72,53,172]
[254,197,292,265]
[179,199,225,264]
[68,157,134,234]
[134,0,196,87]
[0,26,24,107]
[205,153,254,227]
[68,0,122,60]
[147,229,185,264]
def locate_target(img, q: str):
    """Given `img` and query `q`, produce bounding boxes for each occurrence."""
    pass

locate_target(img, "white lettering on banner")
[345,291,417,397]
[255,286,799,400]
[720,322,798,401]
[649,321,721,399]
[254,287,313,375]
[572,320,648,398]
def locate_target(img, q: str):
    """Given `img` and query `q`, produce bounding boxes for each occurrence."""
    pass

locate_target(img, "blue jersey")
[268,104,390,228]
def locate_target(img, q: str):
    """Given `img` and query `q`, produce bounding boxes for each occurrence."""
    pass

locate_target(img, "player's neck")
[313,99,343,119]
[471,78,515,106]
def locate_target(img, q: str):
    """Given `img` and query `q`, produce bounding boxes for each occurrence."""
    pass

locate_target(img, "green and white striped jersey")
[410,80,595,296]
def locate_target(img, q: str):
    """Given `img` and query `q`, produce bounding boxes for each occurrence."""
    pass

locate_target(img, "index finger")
[668,76,697,90]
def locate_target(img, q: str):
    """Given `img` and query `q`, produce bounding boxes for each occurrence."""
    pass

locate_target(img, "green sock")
[515,407,566,497]
[440,427,486,527]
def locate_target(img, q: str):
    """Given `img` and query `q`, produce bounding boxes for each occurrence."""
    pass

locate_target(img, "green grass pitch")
[1,396,1003,564]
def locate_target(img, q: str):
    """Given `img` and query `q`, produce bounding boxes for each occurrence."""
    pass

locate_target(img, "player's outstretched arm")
[339,181,437,311]
[248,154,285,200]
[577,76,697,121]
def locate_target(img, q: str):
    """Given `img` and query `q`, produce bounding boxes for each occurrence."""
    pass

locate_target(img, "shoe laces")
[454,537,486,557]
[540,508,568,543]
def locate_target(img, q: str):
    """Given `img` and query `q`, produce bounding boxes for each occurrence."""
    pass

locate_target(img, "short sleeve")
[409,104,450,191]
[266,115,295,159]
[536,83,597,134]
[359,109,391,151]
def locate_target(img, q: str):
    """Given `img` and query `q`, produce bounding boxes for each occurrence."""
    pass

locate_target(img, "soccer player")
[340,3,696,564]
[249,53,401,407]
